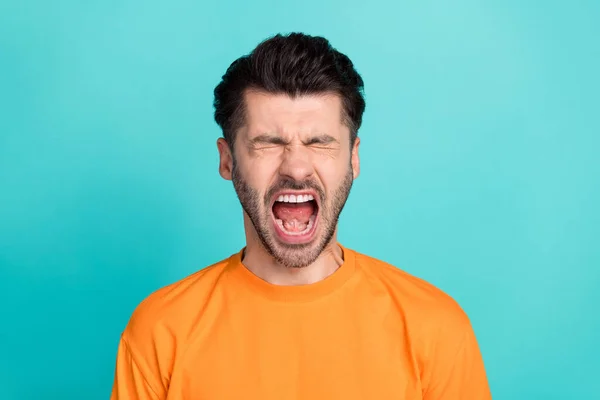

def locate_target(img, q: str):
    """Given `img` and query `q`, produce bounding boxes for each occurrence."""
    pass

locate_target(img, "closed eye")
[248,134,339,149]
[303,135,338,147]
[249,135,289,148]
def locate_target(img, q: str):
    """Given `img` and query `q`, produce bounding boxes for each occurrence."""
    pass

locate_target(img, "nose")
[278,145,315,182]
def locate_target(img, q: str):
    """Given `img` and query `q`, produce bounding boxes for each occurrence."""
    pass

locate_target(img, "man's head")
[213,33,365,268]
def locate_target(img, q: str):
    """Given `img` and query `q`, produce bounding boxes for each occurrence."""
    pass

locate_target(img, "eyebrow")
[248,133,338,146]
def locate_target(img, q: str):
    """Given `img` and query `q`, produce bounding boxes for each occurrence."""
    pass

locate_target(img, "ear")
[351,136,360,179]
[217,138,233,180]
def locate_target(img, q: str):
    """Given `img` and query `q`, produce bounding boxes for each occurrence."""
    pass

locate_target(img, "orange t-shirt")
[110,245,491,399]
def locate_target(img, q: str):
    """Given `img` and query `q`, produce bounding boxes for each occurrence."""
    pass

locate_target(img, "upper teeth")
[277,194,314,203]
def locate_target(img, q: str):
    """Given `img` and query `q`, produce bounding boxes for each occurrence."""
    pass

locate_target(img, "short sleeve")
[421,318,492,400]
[110,337,164,400]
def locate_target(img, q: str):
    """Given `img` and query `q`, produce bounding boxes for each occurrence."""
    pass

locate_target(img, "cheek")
[244,156,281,190]
[315,160,351,191]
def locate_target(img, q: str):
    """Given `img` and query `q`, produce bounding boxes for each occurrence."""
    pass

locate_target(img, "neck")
[241,216,344,286]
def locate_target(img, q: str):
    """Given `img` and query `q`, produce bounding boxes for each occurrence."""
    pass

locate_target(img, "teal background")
[1,0,598,398]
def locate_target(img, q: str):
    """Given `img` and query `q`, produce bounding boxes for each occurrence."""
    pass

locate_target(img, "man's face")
[220,90,360,268]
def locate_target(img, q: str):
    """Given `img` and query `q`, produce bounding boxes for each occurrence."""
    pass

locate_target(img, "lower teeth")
[276,215,315,235]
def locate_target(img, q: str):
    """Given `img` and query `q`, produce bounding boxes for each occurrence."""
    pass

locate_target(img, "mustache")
[265,178,325,205]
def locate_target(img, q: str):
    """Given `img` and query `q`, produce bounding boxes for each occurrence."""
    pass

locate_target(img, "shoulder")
[351,249,471,332]
[121,253,235,349]
[349,251,489,395]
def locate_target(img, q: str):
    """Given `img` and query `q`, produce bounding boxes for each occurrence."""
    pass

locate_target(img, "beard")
[231,161,354,269]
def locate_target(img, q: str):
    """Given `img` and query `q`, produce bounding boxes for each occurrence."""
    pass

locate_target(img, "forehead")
[241,90,346,137]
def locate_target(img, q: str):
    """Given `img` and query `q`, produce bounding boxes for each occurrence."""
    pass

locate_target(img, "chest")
[167,300,423,399]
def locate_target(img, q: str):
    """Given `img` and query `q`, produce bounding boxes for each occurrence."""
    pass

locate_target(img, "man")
[110,33,491,399]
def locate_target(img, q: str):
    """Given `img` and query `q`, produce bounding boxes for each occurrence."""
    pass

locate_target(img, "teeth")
[286,219,305,230]
[275,194,316,203]
[276,215,316,236]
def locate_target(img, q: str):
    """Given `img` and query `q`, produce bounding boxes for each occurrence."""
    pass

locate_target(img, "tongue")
[273,202,315,225]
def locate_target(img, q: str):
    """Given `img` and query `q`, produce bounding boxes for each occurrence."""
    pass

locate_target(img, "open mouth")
[271,192,319,242]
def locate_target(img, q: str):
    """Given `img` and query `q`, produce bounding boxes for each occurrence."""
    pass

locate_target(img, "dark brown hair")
[213,33,365,149]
